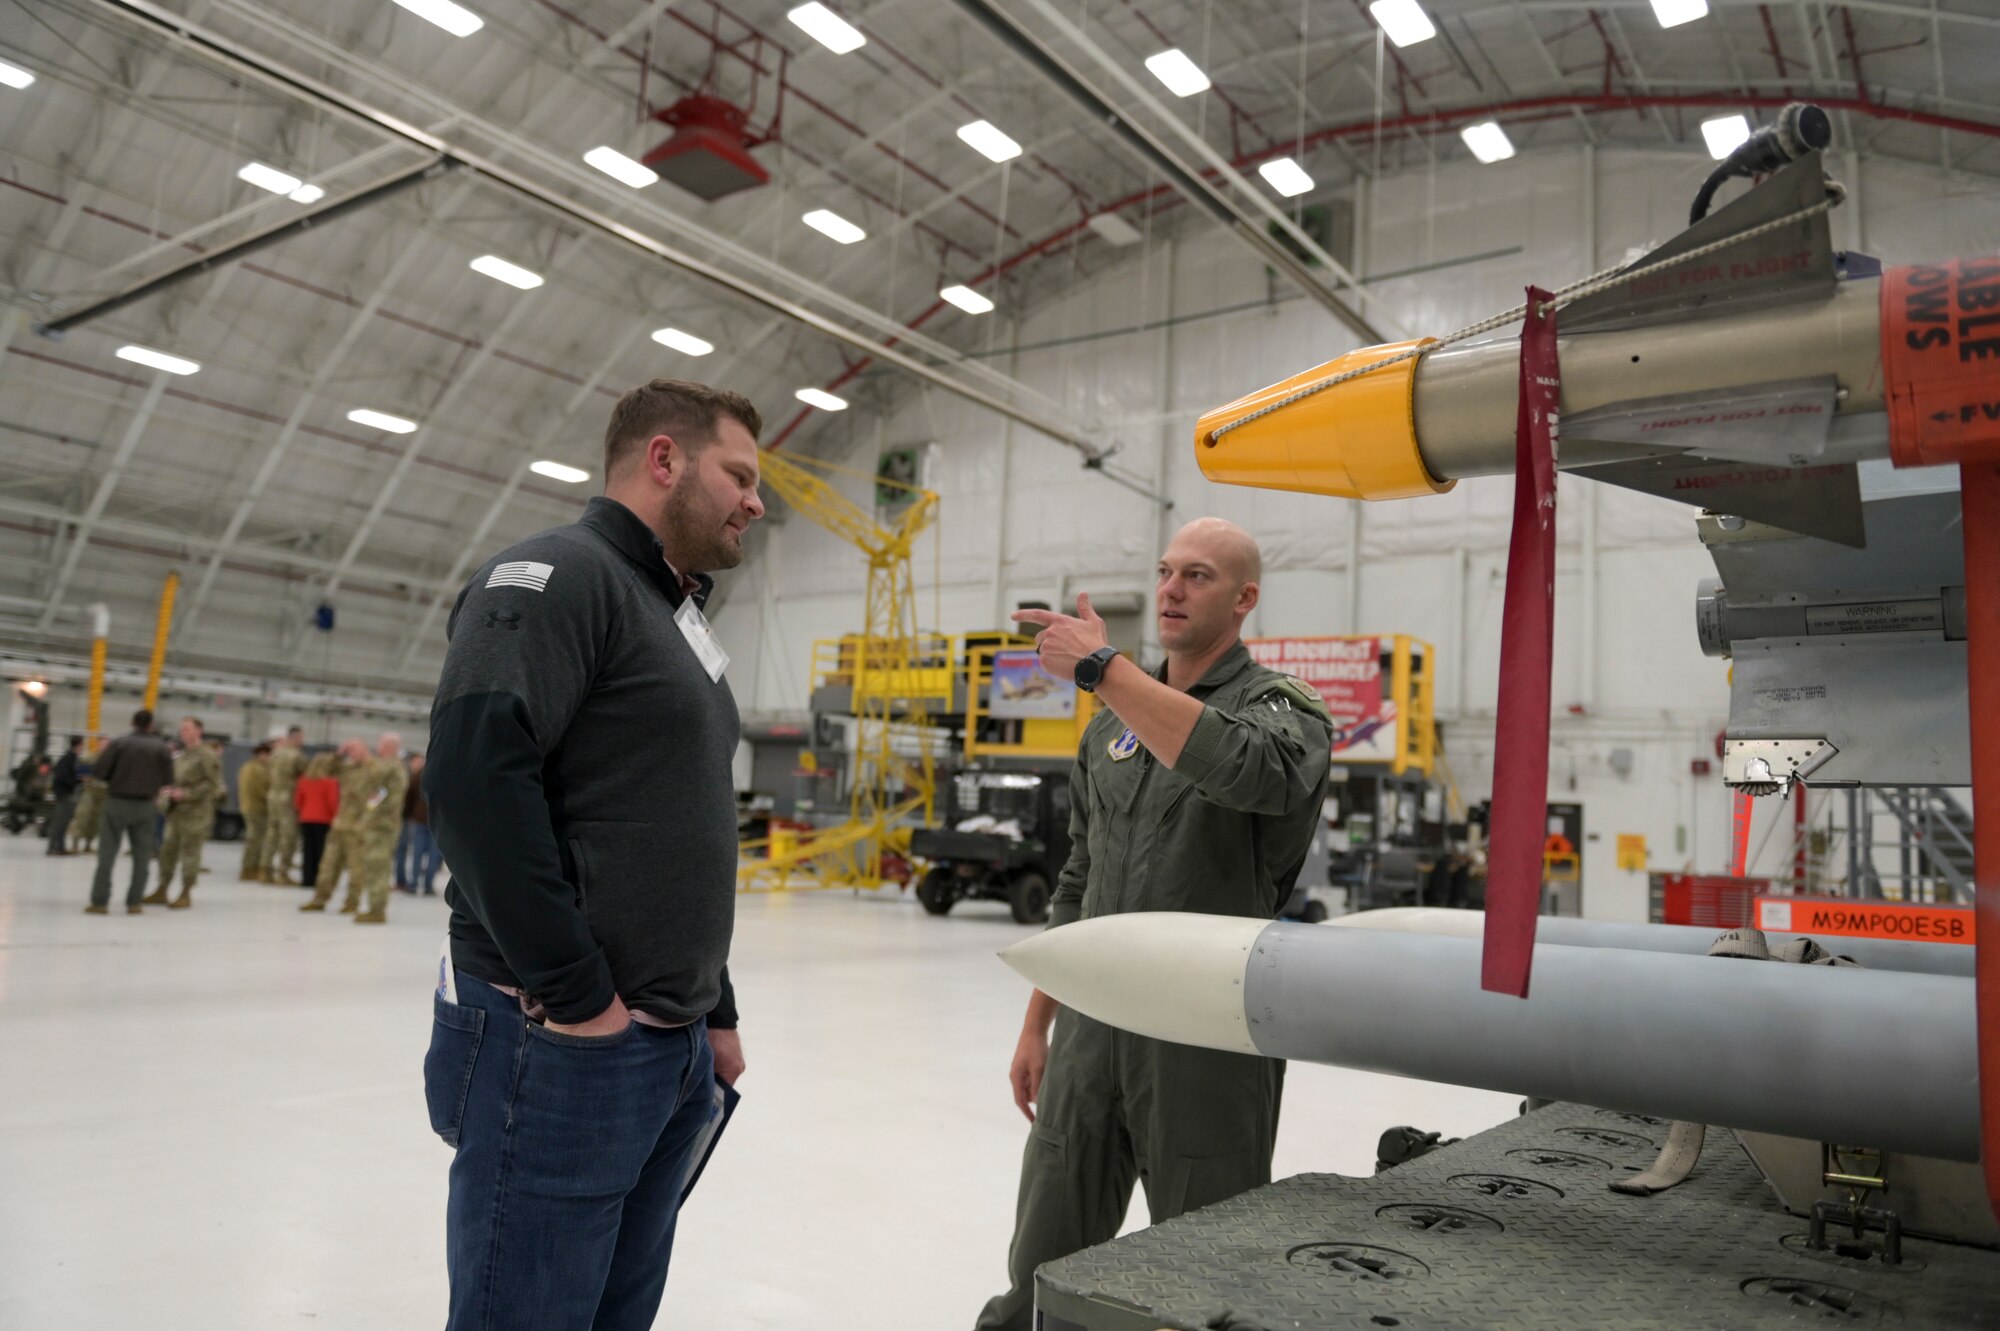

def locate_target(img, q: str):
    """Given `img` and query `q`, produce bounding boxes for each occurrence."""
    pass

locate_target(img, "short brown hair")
[603,379,761,480]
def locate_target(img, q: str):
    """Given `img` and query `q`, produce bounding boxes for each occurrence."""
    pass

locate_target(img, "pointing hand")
[1010,592,1110,681]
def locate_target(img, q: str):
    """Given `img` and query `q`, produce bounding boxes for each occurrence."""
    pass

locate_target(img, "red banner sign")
[1244,636,1395,760]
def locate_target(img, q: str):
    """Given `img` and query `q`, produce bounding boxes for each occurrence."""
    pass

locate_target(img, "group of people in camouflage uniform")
[74,716,422,924]
[297,734,409,924]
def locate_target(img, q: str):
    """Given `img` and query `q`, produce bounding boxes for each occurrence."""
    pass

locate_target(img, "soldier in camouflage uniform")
[237,742,272,881]
[262,726,306,884]
[73,773,107,853]
[300,733,407,924]
[145,718,223,909]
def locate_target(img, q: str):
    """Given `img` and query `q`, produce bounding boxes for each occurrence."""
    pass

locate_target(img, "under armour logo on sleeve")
[486,560,554,591]
[483,611,522,630]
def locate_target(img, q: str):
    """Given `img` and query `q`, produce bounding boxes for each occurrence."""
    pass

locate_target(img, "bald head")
[1170,517,1262,587]
[1156,517,1263,658]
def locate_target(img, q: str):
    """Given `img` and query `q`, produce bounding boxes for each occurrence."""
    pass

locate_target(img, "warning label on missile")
[1882,257,2000,468]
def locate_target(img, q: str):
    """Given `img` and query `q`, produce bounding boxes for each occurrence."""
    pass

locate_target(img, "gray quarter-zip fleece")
[426,496,739,1027]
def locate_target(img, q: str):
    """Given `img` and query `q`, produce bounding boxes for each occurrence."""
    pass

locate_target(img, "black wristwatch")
[1074,646,1119,693]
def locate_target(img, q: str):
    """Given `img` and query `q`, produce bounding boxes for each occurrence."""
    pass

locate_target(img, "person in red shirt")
[292,751,341,889]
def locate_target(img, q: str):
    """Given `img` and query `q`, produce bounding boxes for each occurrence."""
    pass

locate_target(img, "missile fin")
[1570,456,1865,548]
[1562,155,1837,335]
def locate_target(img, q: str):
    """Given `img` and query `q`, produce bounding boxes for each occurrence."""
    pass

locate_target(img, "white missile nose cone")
[999,913,1268,1055]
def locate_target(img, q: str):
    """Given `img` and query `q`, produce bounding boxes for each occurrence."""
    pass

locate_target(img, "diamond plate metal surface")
[1035,1102,2000,1329]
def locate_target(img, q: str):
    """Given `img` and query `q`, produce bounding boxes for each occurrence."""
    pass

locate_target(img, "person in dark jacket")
[45,735,83,855]
[423,378,764,1331]
[393,753,440,895]
[87,710,175,914]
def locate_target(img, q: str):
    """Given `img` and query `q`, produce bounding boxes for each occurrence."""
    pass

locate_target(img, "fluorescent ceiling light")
[795,387,848,411]
[390,0,484,38]
[288,184,325,204]
[1649,0,1709,27]
[470,255,544,289]
[1700,113,1752,160]
[238,162,304,196]
[1367,0,1437,47]
[787,2,865,54]
[1257,157,1314,198]
[1087,212,1143,247]
[939,285,994,315]
[115,345,200,376]
[1460,121,1516,164]
[0,60,36,91]
[1144,49,1210,98]
[652,327,715,356]
[530,460,591,484]
[348,408,419,434]
[802,208,866,244]
[957,120,1023,163]
[584,146,658,189]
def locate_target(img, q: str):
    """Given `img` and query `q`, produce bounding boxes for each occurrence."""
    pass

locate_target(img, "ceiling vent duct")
[641,95,771,201]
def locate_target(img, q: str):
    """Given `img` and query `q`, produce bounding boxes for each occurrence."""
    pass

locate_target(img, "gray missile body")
[1334,907,1975,977]
[1000,912,1979,1161]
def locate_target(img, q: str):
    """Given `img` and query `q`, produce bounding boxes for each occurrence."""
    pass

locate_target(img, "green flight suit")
[238,754,271,877]
[977,642,1331,1331]
[263,744,306,879]
[309,757,407,916]
[156,744,223,901]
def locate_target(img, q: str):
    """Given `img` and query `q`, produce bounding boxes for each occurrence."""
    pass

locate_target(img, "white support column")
[1578,481,1599,711]
[989,317,1020,627]
[1344,502,1363,633]
[1449,545,1469,721]
[1146,237,1178,659]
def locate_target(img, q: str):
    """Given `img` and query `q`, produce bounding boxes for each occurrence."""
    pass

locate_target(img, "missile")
[1190,141,1997,547]
[1333,906,1975,978]
[999,912,1979,1161]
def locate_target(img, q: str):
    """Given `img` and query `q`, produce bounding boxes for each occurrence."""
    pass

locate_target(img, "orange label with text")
[1880,257,2000,468]
[1756,895,1974,945]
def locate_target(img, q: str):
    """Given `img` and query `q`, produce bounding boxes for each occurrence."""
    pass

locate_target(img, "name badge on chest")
[676,597,730,682]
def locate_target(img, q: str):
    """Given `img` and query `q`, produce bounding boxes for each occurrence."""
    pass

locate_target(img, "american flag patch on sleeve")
[485,560,554,592]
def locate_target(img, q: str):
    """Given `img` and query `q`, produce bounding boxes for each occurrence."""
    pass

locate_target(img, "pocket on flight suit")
[423,996,486,1148]
[1018,1121,1085,1250]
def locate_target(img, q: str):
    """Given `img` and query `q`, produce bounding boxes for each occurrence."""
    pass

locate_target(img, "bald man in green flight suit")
[976,518,1332,1331]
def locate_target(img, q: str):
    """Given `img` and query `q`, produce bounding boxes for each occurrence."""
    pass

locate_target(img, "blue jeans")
[425,973,717,1331]
[412,823,440,892]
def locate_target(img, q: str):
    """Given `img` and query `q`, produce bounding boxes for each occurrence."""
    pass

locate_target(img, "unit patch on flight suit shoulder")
[1255,675,1331,721]
[1107,727,1140,761]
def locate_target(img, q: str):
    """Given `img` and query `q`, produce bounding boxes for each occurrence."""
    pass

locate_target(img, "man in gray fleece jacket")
[422,377,763,1331]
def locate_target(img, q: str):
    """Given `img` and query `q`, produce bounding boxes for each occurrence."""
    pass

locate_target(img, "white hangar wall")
[718,144,2000,923]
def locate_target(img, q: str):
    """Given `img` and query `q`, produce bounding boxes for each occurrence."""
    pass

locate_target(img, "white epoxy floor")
[0,834,1518,1330]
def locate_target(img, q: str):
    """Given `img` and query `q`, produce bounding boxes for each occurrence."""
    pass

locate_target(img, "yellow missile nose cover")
[1194,338,1453,500]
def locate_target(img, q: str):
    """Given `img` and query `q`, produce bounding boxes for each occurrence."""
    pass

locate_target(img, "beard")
[663,481,744,573]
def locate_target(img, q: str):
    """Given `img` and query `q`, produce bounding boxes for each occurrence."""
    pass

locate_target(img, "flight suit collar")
[1152,639,1256,699]
[580,496,714,609]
